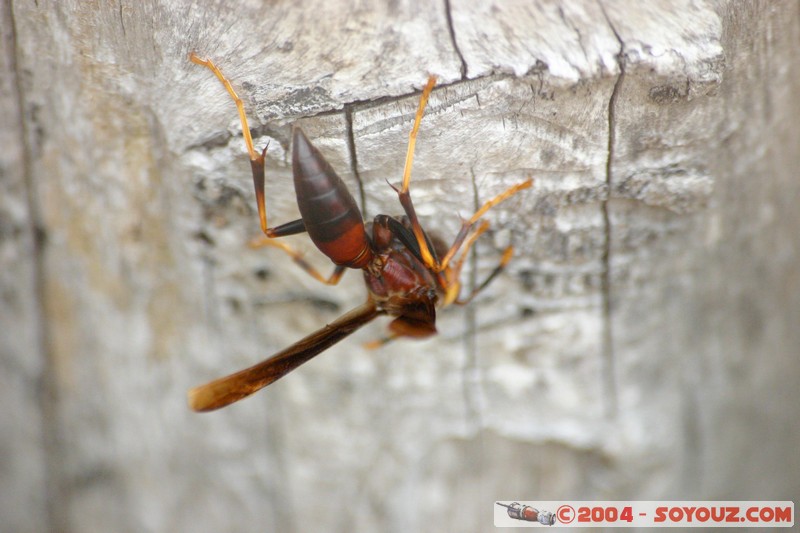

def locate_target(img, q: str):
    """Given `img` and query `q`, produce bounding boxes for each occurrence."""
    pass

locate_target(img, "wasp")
[188,54,532,411]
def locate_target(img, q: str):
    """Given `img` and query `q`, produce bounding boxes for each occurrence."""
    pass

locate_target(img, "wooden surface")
[2,1,799,531]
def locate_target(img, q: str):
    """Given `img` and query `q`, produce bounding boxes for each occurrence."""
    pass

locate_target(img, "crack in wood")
[344,104,368,219]
[461,167,482,429]
[118,0,126,38]
[599,0,622,418]
[443,0,467,79]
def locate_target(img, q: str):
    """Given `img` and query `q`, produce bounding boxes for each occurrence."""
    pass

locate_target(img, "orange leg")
[192,53,345,286]
[190,53,274,238]
[454,245,515,306]
[249,237,346,286]
[395,75,439,269]
[437,178,532,273]
[439,221,489,306]
[437,178,532,305]
[363,333,399,350]
[439,220,514,306]
[393,73,532,282]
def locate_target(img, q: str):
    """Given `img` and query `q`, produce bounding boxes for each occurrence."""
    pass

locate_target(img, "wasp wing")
[188,301,383,412]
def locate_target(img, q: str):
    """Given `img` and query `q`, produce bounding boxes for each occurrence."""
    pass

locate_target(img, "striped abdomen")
[292,127,372,268]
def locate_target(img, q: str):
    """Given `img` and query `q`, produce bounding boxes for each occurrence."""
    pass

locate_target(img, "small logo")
[496,502,556,525]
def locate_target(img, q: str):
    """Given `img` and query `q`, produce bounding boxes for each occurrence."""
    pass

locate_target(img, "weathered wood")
[2,0,799,531]
[0,3,50,532]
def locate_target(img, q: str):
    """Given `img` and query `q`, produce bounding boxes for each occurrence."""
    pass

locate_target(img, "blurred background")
[2,1,798,531]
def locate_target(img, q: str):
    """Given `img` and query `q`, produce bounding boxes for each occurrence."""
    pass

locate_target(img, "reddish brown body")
[291,127,440,337]
[187,54,532,412]
[291,128,373,269]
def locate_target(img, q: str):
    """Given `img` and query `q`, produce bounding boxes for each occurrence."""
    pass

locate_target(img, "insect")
[188,53,532,411]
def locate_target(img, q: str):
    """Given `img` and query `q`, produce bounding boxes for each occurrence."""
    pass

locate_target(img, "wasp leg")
[363,333,398,350]
[249,237,347,286]
[190,53,283,239]
[436,178,531,305]
[437,179,532,273]
[394,75,440,270]
[438,220,489,306]
[394,75,531,277]
[454,245,515,306]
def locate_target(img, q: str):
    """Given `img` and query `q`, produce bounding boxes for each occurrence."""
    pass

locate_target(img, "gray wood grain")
[2,0,799,531]
[0,3,50,531]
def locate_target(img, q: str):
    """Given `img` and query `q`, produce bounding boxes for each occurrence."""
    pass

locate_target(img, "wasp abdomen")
[292,127,372,268]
